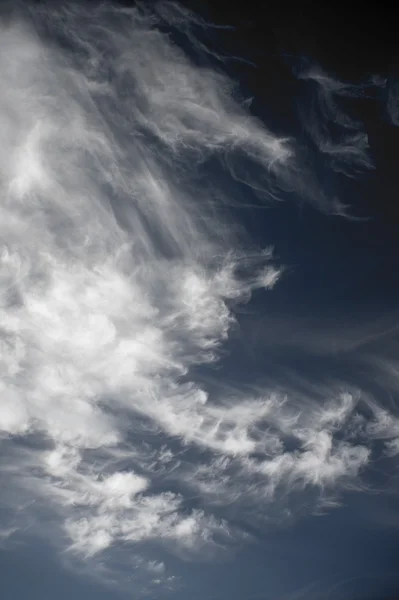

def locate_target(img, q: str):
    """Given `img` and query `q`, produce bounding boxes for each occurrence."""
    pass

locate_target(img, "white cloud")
[0,1,396,595]
[0,1,282,570]
[296,63,374,179]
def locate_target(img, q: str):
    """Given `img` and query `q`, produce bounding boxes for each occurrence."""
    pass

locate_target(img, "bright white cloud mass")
[0,1,399,596]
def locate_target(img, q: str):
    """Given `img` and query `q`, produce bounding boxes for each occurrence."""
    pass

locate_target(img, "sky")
[0,1,399,599]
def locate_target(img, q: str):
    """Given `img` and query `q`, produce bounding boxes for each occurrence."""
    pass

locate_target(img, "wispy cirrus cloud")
[0,1,398,596]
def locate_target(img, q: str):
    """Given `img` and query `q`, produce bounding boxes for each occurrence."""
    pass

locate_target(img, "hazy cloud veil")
[0,1,399,597]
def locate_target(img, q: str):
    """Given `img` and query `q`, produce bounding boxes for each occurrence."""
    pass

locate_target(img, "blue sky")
[1,2,399,599]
